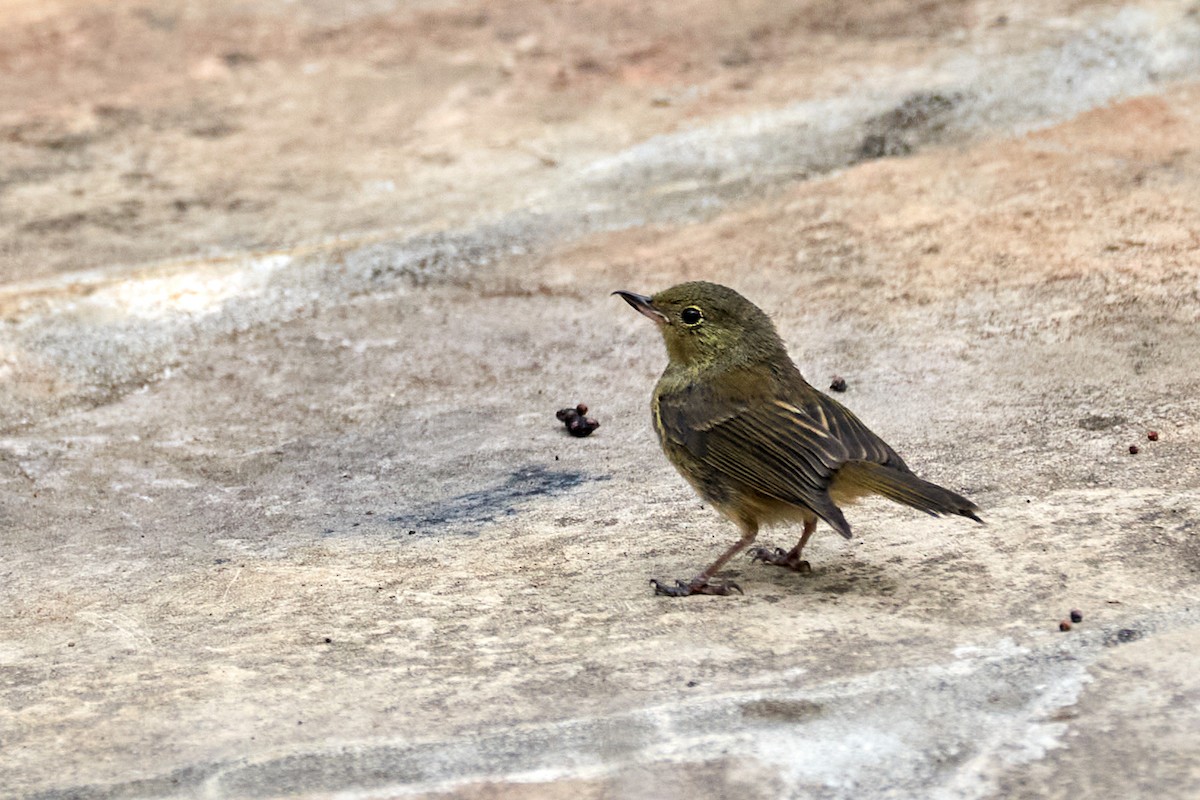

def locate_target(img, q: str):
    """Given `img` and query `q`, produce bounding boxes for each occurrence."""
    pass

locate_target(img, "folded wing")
[657,375,906,538]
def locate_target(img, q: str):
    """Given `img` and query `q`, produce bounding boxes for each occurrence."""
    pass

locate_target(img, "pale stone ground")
[1,1,1199,798]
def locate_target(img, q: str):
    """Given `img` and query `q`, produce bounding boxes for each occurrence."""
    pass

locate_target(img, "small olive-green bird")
[615,281,980,597]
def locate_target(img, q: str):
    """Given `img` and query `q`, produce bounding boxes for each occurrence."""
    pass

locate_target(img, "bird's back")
[777,371,911,474]
[653,357,981,537]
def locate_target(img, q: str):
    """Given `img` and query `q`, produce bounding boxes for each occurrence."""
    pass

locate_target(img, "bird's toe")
[749,547,812,573]
[650,577,743,597]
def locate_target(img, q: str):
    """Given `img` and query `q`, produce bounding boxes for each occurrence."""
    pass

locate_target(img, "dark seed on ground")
[1147,430,1159,441]
[829,376,847,392]
[557,404,601,437]
[1070,609,1083,623]
[1129,445,1139,454]
[1059,620,1072,632]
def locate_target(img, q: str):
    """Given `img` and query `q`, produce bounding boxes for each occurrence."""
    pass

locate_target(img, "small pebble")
[829,376,847,393]
[1147,430,1159,441]
[1070,609,1083,623]
[1059,620,1072,632]
[1128,445,1139,455]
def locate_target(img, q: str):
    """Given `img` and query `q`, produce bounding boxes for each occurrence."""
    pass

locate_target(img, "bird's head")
[614,281,786,370]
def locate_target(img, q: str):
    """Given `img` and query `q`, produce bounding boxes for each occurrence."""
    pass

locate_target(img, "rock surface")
[2,1,1199,798]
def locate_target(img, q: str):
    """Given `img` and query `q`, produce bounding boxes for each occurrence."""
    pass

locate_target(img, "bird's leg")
[750,518,815,573]
[651,521,757,597]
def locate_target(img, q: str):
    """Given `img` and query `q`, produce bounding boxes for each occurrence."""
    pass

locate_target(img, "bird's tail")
[838,461,982,522]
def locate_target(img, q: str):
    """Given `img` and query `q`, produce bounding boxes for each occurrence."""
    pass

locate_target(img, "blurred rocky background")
[2,2,1199,798]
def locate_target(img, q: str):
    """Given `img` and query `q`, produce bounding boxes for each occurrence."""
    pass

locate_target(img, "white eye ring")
[681,306,703,326]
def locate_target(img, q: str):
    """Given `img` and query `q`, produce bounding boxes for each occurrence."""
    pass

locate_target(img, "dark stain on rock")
[740,698,824,722]
[1104,628,1143,647]
[856,91,964,160]
[1078,414,1126,430]
[386,465,606,535]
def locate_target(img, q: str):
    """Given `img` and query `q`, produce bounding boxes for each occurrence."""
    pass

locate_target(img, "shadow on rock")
[385,464,609,537]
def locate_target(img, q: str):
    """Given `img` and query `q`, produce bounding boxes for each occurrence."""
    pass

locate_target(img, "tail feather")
[838,461,981,522]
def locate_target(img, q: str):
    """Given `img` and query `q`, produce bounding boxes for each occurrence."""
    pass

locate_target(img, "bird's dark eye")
[680,306,703,326]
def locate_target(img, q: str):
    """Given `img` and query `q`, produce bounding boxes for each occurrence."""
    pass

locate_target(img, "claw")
[650,578,743,597]
[749,546,787,563]
[748,546,812,573]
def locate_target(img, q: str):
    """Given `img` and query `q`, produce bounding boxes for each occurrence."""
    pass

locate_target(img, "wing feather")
[656,373,908,532]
